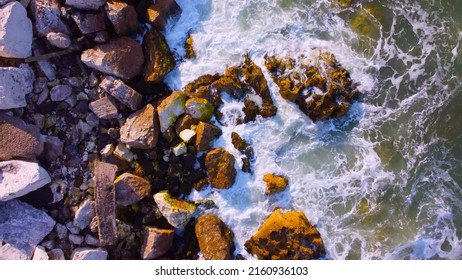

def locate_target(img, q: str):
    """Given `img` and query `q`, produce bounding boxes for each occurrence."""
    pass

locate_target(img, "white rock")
[65,0,105,10]
[72,247,107,260]
[0,160,51,202]
[157,91,186,132]
[100,143,114,157]
[0,200,56,260]
[179,129,196,143]
[46,32,71,49]
[113,143,134,162]
[73,199,95,230]
[172,142,187,156]
[153,192,196,228]
[32,246,49,260]
[0,64,34,110]
[0,2,32,58]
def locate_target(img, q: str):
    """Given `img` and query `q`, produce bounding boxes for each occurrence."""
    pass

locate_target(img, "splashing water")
[163,0,462,259]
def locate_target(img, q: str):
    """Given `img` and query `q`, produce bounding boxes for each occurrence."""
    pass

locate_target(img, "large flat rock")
[0,160,51,202]
[0,199,55,260]
[0,2,32,58]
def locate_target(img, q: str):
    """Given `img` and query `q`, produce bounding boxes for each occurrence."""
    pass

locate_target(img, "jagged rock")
[0,200,55,260]
[71,12,106,35]
[47,248,65,260]
[179,129,196,143]
[73,199,95,230]
[145,0,182,30]
[0,2,32,58]
[154,191,196,228]
[172,142,187,156]
[142,28,175,83]
[93,30,110,43]
[195,122,221,152]
[157,91,186,133]
[46,32,71,49]
[105,0,138,36]
[231,132,250,153]
[40,135,63,162]
[263,174,288,195]
[205,148,236,189]
[84,234,100,246]
[89,97,119,120]
[113,143,134,162]
[54,223,68,240]
[100,76,142,111]
[31,0,71,37]
[72,247,108,260]
[32,246,48,260]
[69,234,84,245]
[114,173,151,207]
[65,0,106,10]
[140,227,174,260]
[0,160,51,202]
[185,98,214,122]
[195,214,234,260]
[175,114,196,134]
[81,37,144,80]
[185,34,196,59]
[120,104,159,149]
[245,209,325,260]
[93,161,118,246]
[0,64,34,110]
[0,113,42,161]
[50,84,72,101]
[265,52,359,121]
[32,42,56,81]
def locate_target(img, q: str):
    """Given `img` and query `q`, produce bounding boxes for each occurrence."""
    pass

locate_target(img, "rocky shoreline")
[1,0,358,260]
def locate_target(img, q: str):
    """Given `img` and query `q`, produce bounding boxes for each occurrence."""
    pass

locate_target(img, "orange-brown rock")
[245,209,325,260]
[195,214,234,260]
[195,122,221,152]
[145,0,182,30]
[114,173,152,207]
[140,227,174,260]
[185,34,196,59]
[263,174,288,195]
[205,148,236,189]
[265,52,359,122]
[142,28,175,83]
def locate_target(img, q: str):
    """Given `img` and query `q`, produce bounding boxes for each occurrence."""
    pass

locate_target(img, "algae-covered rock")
[142,28,175,83]
[185,34,196,59]
[265,51,359,122]
[195,214,234,260]
[205,148,237,189]
[157,91,187,132]
[245,209,325,260]
[153,191,196,228]
[263,174,288,195]
[185,97,214,122]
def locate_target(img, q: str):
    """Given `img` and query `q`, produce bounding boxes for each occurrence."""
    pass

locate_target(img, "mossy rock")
[185,97,214,122]
[153,191,196,228]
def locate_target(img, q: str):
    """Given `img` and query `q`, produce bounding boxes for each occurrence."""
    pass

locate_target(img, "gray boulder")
[0,160,51,202]
[0,64,34,110]
[0,2,32,58]
[0,200,56,260]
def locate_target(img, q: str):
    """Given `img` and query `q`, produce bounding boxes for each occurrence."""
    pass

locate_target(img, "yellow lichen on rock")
[263,174,289,195]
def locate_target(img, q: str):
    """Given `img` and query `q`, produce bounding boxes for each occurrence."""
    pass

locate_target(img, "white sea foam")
[164,0,462,259]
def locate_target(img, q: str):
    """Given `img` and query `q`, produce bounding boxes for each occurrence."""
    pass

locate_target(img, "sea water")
[162,0,462,259]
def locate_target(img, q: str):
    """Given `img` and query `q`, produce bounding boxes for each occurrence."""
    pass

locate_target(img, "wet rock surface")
[142,28,175,83]
[205,148,237,189]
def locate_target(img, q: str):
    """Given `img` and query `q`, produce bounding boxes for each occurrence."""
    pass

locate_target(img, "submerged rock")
[140,227,174,260]
[265,52,359,122]
[0,64,34,110]
[245,209,325,260]
[263,174,289,195]
[0,2,32,58]
[81,37,144,80]
[154,191,196,228]
[205,148,236,189]
[142,28,175,83]
[114,173,152,207]
[0,160,51,202]
[0,200,55,260]
[120,104,159,149]
[0,113,42,161]
[195,214,234,260]
[157,91,186,133]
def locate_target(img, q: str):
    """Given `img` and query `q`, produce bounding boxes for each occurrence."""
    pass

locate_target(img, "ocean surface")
[162,0,462,259]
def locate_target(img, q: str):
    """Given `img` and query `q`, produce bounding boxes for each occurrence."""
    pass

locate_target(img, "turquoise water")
[164,0,462,259]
